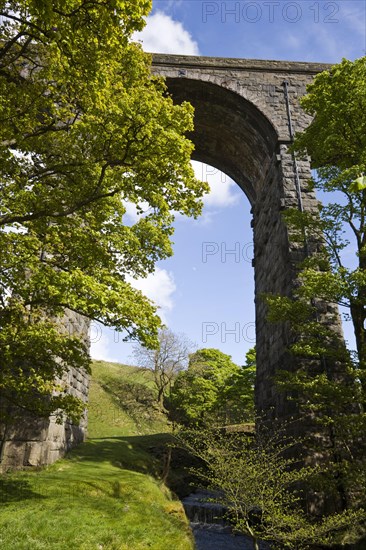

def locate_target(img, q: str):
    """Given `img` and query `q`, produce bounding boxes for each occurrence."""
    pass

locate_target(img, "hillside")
[88,360,170,438]
[0,361,195,550]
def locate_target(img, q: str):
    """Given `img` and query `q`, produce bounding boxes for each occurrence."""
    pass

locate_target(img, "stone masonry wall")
[152,54,345,420]
[0,311,90,472]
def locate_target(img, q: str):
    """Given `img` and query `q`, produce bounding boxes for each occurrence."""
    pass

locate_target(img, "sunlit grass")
[88,360,170,438]
[0,361,194,550]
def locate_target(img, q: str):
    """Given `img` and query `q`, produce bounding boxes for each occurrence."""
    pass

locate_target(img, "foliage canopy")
[265,57,366,519]
[0,1,207,423]
[180,429,364,550]
[169,348,255,426]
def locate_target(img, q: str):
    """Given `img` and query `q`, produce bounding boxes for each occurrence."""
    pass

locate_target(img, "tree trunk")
[157,386,164,406]
[0,421,9,468]
[352,247,366,377]
[245,520,259,550]
[350,300,366,375]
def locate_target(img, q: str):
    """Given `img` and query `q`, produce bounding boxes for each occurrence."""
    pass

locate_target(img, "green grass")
[0,361,195,550]
[88,360,170,438]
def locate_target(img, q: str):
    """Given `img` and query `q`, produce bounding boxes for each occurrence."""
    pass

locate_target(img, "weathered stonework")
[152,54,344,420]
[0,311,90,472]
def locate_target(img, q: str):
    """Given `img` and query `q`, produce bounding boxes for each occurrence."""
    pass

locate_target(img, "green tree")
[169,348,255,426]
[181,429,365,550]
[132,328,194,408]
[0,2,208,425]
[292,56,366,373]
[264,57,366,512]
[223,346,256,423]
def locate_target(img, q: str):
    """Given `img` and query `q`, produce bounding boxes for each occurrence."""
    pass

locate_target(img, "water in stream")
[182,491,270,550]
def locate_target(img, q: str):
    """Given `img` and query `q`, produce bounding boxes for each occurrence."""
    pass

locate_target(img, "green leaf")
[349,175,366,192]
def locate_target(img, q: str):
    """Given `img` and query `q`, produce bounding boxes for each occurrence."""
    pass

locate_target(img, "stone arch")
[165,77,278,204]
[153,55,344,420]
[1,55,345,471]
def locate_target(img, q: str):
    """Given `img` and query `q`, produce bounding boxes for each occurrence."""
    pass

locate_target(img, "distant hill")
[88,360,170,438]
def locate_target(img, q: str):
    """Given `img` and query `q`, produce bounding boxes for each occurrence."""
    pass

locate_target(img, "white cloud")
[192,161,239,208]
[90,323,119,362]
[286,33,302,51]
[133,11,199,55]
[126,267,176,324]
[122,200,149,224]
[306,26,344,60]
[194,210,217,226]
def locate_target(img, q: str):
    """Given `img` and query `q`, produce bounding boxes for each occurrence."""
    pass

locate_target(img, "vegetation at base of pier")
[0,360,194,550]
[178,428,366,550]
[1,353,365,549]
[261,56,366,545]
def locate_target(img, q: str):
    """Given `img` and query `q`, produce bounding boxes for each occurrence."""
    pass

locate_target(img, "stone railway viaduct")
[152,53,343,419]
[0,54,344,469]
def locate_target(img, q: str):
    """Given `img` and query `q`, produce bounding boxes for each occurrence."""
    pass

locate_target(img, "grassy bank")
[0,361,195,550]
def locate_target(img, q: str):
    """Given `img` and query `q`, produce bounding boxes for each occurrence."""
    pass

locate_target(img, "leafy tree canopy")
[294,57,366,171]
[264,57,366,513]
[0,1,208,422]
[288,57,366,373]
[169,348,255,426]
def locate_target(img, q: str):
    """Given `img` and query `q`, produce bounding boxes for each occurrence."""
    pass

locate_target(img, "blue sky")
[91,0,366,366]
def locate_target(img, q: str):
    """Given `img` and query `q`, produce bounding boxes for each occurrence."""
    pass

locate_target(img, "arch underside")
[164,72,344,429]
[166,78,278,204]
[165,75,299,418]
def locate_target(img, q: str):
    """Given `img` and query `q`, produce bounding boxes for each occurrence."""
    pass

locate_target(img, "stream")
[182,490,270,550]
